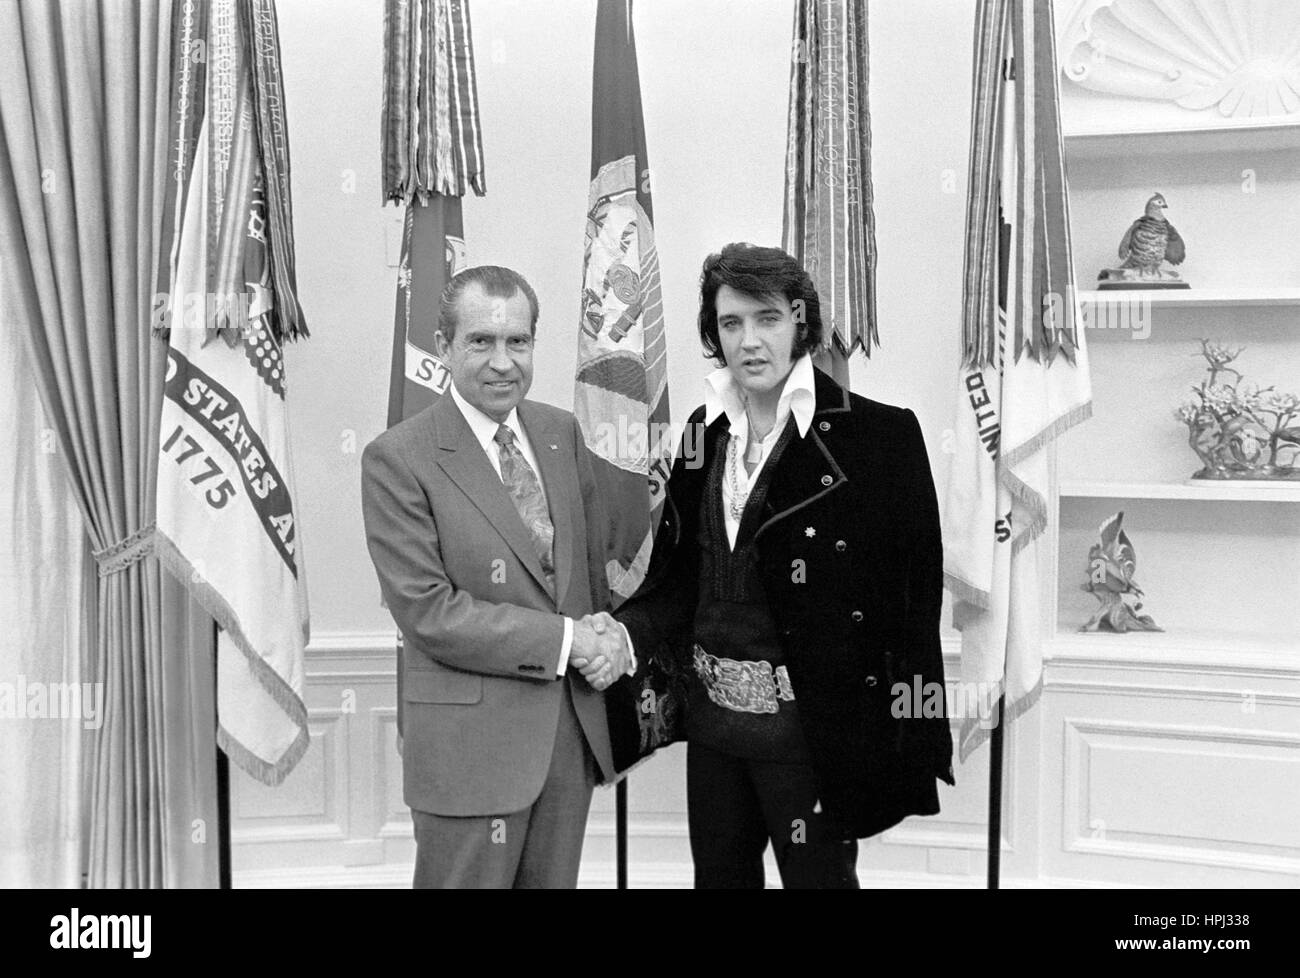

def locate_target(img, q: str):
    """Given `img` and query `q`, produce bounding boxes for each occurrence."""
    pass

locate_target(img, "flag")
[574,0,670,604]
[943,0,1091,763]
[781,0,879,380]
[154,0,310,785]
[382,0,484,428]
[386,196,467,426]
[380,0,486,736]
[381,0,485,205]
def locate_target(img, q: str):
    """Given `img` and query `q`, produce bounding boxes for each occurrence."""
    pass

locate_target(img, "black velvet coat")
[612,367,955,839]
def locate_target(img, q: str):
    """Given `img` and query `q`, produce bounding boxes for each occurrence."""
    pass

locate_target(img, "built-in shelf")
[1074,288,1300,309]
[1063,119,1300,158]
[1060,480,1300,502]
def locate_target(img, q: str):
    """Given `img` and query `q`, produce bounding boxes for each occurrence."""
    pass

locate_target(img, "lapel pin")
[805,526,816,538]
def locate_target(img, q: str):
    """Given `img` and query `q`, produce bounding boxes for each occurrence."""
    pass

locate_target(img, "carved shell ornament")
[1058,0,1300,118]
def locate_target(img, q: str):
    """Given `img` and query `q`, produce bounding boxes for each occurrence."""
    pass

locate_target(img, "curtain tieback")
[92,523,156,578]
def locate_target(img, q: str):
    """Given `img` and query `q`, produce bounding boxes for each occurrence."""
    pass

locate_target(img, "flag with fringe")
[154,0,309,785]
[943,0,1091,763]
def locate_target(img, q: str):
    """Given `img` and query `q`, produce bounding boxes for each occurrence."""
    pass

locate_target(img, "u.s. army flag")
[155,114,309,786]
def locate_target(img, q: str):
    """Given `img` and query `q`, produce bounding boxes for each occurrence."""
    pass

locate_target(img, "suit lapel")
[520,402,574,609]
[431,395,554,597]
[754,368,853,542]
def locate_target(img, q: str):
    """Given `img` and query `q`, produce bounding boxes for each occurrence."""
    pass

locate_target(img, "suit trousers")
[411,675,596,888]
[687,740,860,889]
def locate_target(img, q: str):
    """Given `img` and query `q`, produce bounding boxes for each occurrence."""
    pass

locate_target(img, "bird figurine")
[1079,511,1162,633]
[1098,193,1189,289]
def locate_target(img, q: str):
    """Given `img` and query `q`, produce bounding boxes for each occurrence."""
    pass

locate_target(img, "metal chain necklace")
[726,434,751,521]
[727,401,778,522]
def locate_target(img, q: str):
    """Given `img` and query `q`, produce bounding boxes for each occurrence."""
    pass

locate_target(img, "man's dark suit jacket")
[614,367,955,838]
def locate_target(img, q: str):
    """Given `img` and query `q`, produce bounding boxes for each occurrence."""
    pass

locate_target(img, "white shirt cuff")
[558,617,574,677]
[617,621,637,674]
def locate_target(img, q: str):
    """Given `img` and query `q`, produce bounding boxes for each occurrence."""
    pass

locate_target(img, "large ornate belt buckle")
[692,644,795,715]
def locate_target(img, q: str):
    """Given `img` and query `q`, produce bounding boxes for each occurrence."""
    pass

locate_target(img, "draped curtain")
[0,0,219,887]
[0,305,88,887]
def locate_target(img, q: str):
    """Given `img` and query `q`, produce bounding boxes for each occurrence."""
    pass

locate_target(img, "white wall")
[276,0,971,638]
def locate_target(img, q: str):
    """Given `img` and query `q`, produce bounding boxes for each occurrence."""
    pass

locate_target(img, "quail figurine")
[1098,193,1189,289]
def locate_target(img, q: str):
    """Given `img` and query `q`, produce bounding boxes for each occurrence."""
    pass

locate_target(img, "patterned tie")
[494,424,556,594]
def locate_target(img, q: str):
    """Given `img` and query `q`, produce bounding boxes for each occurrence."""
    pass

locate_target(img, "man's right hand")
[570,614,631,691]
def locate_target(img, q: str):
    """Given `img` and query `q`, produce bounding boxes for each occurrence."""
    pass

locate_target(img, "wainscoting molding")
[232,631,1300,888]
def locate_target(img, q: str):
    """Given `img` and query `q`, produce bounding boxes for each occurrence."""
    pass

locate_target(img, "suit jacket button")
[820,474,833,486]
[819,421,830,432]
[864,674,878,686]
[851,610,864,622]
[835,540,847,552]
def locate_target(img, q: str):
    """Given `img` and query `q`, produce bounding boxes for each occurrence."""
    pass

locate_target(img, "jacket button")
[820,474,833,486]
[819,420,830,432]
[864,674,878,687]
[851,610,864,622]
[835,540,847,552]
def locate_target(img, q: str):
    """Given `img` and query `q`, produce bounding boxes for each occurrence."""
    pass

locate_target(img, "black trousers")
[687,741,860,889]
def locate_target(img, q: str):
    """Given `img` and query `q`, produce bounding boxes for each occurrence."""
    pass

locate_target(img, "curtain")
[0,0,219,887]
[0,299,89,887]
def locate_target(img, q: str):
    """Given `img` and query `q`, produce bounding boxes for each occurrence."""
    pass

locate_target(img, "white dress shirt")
[703,352,817,548]
[448,384,573,676]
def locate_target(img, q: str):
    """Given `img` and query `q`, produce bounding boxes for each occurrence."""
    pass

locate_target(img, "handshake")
[570,612,634,692]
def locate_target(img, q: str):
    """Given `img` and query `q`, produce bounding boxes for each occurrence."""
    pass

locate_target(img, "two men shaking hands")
[363,249,953,890]
[571,613,633,693]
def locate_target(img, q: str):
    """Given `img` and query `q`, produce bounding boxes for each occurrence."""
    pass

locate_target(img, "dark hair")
[697,243,824,364]
[437,265,540,341]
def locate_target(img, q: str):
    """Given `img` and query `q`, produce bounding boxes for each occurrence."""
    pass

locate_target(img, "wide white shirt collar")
[703,352,816,443]
[449,382,527,456]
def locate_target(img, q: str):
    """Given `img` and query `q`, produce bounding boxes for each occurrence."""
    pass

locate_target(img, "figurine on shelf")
[1097,193,1188,290]
[1080,512,1162,634]
[1176,339,1300,481]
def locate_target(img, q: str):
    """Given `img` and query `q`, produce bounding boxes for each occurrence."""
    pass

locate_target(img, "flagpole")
[616,781,628,888]
[581,0,665,892]
[215,620,231,889]
[987,692,1005,889]
[216,749,231,888]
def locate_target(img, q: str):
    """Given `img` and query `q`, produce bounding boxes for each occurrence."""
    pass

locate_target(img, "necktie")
[494,424,556,594]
